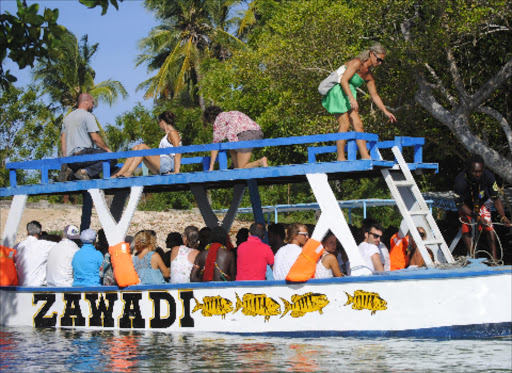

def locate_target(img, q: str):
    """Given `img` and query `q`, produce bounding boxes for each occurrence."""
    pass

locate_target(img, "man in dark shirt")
[453,155,511,259]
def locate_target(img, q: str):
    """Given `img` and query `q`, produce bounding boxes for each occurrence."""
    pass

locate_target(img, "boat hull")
[1,267,511,339]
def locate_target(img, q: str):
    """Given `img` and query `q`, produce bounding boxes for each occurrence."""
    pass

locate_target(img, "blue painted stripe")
[224,322,512,339]
[3,266,510,293]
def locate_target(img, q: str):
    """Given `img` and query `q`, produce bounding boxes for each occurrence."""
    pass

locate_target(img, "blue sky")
[2,0,157,127]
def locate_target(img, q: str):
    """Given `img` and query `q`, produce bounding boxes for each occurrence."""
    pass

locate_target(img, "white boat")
[1,133,510,338]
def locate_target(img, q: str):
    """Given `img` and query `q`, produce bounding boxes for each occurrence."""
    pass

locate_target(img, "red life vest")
[0,245,18,286]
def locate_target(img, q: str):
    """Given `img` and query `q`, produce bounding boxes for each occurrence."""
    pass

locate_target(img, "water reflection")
[0,328,511,372]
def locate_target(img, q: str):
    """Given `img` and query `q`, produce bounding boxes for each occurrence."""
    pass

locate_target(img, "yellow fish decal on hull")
[192,296,234,319]
[280,292,330,318]
[344,290,387,315]
[233,293,281,322]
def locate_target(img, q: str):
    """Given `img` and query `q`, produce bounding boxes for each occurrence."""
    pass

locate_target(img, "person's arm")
[340,59,361,112]
[366,75,397,123]
[209,150,219,171]
[229,252,236,281]
[190,255,202,282]
[151,253,170,278]
[168,130,182,174]
[61,132,66,156]
[494,198,512,226]
[371,253,384,272]
[326,254,343,277]
[90,132,112,152]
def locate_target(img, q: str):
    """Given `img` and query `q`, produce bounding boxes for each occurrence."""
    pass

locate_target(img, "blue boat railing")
[4,133,432,189]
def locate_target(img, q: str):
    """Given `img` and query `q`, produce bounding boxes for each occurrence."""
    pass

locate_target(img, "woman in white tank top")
[112,111,182,177]
[314,231,343,279]
[170,226,200,284]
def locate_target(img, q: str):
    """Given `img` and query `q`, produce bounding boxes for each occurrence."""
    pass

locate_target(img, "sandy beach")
[0,203,251,249]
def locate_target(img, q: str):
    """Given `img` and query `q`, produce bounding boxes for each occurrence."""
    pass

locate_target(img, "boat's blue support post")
[221,183,246,232]
[191,185,219,228]
[347,140,357,161]
[9,169,16,188]
[248,179,269,244]
[80,191,93,231]
[41,165,49,184]
[218,151,228,169]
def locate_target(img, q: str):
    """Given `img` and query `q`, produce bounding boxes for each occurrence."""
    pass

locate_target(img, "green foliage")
[139,191,195,211]
[0,86,57,186]
[0,0,66,90]
[79,0,123,15]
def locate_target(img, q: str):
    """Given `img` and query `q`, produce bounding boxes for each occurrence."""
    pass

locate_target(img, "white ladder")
[381,146,455,266]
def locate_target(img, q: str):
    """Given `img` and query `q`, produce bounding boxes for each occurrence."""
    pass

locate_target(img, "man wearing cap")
[72,229,104,286]
[14,221,57,286]
[46,225,81,287]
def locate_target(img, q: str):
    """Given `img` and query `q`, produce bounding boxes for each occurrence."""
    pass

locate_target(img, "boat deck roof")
[0,133,437,197]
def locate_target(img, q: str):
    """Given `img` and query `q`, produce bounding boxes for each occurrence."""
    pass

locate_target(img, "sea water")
[1,327,511,372]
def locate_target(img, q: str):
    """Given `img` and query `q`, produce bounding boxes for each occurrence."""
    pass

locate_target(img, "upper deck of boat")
[0,132,437,197]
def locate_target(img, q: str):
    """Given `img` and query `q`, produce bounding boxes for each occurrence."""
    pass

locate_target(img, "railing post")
[9,169,17,188]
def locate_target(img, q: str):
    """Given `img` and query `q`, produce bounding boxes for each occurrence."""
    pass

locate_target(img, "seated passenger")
[273,223,309,280]
[170,226,200,284]
[190,226,236,282]
[314,231,343,278]
[14,221,56,286]
[389,230,410,271]
[72,229,104,286]
[157,231,184,267]
[112,111,181,177]
[236,223,274,281]
[407,227,434,268]
[46,225,81,287]
[358,222,385,273]
[132,230,170,285]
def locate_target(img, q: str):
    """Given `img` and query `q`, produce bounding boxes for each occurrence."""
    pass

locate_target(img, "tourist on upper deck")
[72,229,103,286]
[319,43,396,161]
[60,93,117,181]
[170,226,200,284]
[454,154,511,260]
[236,223,274,281]
[14,221,56,286]
[407,227,434,268]
[202,106,268,171]
[273,223,309,280]
[190,226,236,282]
[46,225,80,287]
[112,111,182,178]
[314,231,343,278]
[358,222,385,273]
[268,223,286,255]
[132,230,170,285]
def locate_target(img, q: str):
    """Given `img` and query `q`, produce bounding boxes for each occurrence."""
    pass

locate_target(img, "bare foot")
[361,156,371,160]
[337,158,347,162]
[261,157,268,167]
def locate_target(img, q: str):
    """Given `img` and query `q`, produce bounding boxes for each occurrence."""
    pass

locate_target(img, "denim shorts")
[236,130,264,153]
[160,155,175,174]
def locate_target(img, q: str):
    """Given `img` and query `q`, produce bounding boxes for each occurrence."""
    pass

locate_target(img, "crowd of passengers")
[12,219,432,287]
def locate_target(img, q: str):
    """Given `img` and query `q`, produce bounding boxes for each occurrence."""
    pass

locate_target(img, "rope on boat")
[457,218,511,266]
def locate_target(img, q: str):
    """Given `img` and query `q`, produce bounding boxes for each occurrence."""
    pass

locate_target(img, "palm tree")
[33,30,128,135]
[137,0,245,108]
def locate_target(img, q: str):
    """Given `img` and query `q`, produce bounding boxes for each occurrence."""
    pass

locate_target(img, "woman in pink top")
[202,106,268,171]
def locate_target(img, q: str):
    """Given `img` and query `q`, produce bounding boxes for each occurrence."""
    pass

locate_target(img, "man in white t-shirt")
[357,222,385,273]
[46,225,81,287]
[14,221,56,286]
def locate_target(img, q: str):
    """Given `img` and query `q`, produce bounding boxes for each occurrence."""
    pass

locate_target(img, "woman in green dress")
[322,43,397,161]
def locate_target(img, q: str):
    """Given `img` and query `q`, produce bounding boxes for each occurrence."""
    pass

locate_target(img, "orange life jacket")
[109,242,140,287]
[286,238,324,282]
[389,233,409,271]
[0,245,18,286]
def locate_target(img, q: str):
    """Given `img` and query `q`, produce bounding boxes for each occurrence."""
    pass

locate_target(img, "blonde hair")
[356,43,386,62]
[285,223,307,243]
[133,230,156,252]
